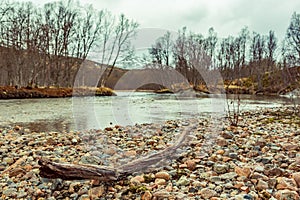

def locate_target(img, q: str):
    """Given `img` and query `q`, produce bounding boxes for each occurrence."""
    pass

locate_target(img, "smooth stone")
[254,166,264,172]
[153,189,170,198]
[292,172,300,187]
[51,178,63,191]
[3,188,18,197]
[220,172,238,180]
[142,191,152,200]
[261,157,273,164]
[200,188,217,199]
[210,176,222,183]
[71,138,78,144]
[276,177,298,191]
[221,131,234,139]
[155,171,171,180]
[176,176,190,186]
[235,166,251,178]
[89,186,105,198]
[220,193,229,199]
[70,193,79,199]
[256,180,269,191]
[130,175,145,184]
[155,178,166,185]
[224,182,234,189]
[79,194,90,200]
[251,172,269,181]
[3,157,14,165]
[185,159,196,171]
[175,192,187,199]
[248,191,259,199]
[213,163,228,174]
[229,153,238,159]
[199,172,211,179]
[188,187,198,193]
[69,182,81,193]
[275,190,300,200]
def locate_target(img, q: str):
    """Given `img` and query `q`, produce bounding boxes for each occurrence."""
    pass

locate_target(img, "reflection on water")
[0,92,293,132]
[15,119,73,133]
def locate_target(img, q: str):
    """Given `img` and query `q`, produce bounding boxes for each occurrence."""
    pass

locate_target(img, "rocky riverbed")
[1,106,300,199]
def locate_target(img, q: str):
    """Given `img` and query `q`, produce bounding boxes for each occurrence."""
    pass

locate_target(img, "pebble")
[152,189,170,198]
[276,177,298,191]
[235,166,251,177]
[142,191,152,200]
[0,106,300,199]
[254,165,264,172]
[292,172,300,187]
[213,163,228,174]
[155,178,166,185]
[3,188,18,197]
[155,171,170,180]
[256,180,269,190]
[176,176,190,186]
[275,189,300,199]
[3,157,14,165]
[200,188,217,199]
[185,159,196,171]
[89,186,105,198]
[219,172,238,180]
[130,175,145,184]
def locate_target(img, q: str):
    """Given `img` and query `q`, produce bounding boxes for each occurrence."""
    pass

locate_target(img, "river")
[0,91,293,132]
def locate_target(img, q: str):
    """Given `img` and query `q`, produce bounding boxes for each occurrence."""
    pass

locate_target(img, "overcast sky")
[27,0,300,40]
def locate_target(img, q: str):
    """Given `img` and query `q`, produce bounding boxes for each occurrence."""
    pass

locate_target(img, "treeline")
[146,12,300,92]
[0,0,299,92]
[0,0,138,87]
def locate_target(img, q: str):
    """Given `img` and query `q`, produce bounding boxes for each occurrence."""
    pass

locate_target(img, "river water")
[0,91,293,132]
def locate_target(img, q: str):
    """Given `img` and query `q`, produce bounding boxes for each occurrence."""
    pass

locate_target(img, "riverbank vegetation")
[0,0,138,90]
[0,0,299,97]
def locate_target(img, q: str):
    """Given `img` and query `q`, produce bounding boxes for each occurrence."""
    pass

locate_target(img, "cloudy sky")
[27,0,300,40]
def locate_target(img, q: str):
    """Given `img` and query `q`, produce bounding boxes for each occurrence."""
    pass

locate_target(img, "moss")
[241,77,254,88]
[154,88,174,94]
[95,87,116,96]
[128,185,148,193]
[143,174,155,183]
[265,117,275,124]
[262,73,271,88]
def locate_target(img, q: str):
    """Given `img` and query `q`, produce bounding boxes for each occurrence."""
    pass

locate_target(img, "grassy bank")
[0,86,116,99]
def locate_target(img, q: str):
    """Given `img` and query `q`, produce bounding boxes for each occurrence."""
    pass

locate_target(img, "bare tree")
[149,31,173,66]
[266,30,277,67]
[205,27,218,69]
[249,32,267,91]
[285,12,300,66]
[173,27,189,82]
[98,13,139,87]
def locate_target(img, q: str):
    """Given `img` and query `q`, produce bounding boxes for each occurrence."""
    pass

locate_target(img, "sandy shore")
[0,106,300,199]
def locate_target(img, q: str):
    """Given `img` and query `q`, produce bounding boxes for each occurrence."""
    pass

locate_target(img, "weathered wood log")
[38,126,195,181]
[38,158,118,181]
[118,126,194,175]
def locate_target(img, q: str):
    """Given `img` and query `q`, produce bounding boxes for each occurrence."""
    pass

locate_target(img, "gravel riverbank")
[1,106,300,199]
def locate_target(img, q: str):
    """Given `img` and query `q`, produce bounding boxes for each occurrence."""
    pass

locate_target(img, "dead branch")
[38,158,118,181]
[38,126,195,181]
[118,126,194,175]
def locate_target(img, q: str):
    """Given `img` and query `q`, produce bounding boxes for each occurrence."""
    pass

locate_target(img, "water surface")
[0,91,292,132]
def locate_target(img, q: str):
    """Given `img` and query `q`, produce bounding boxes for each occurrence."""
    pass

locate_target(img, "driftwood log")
[38,126,195,181]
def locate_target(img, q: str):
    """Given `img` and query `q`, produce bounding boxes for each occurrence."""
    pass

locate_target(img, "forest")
[0,0,299,94]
